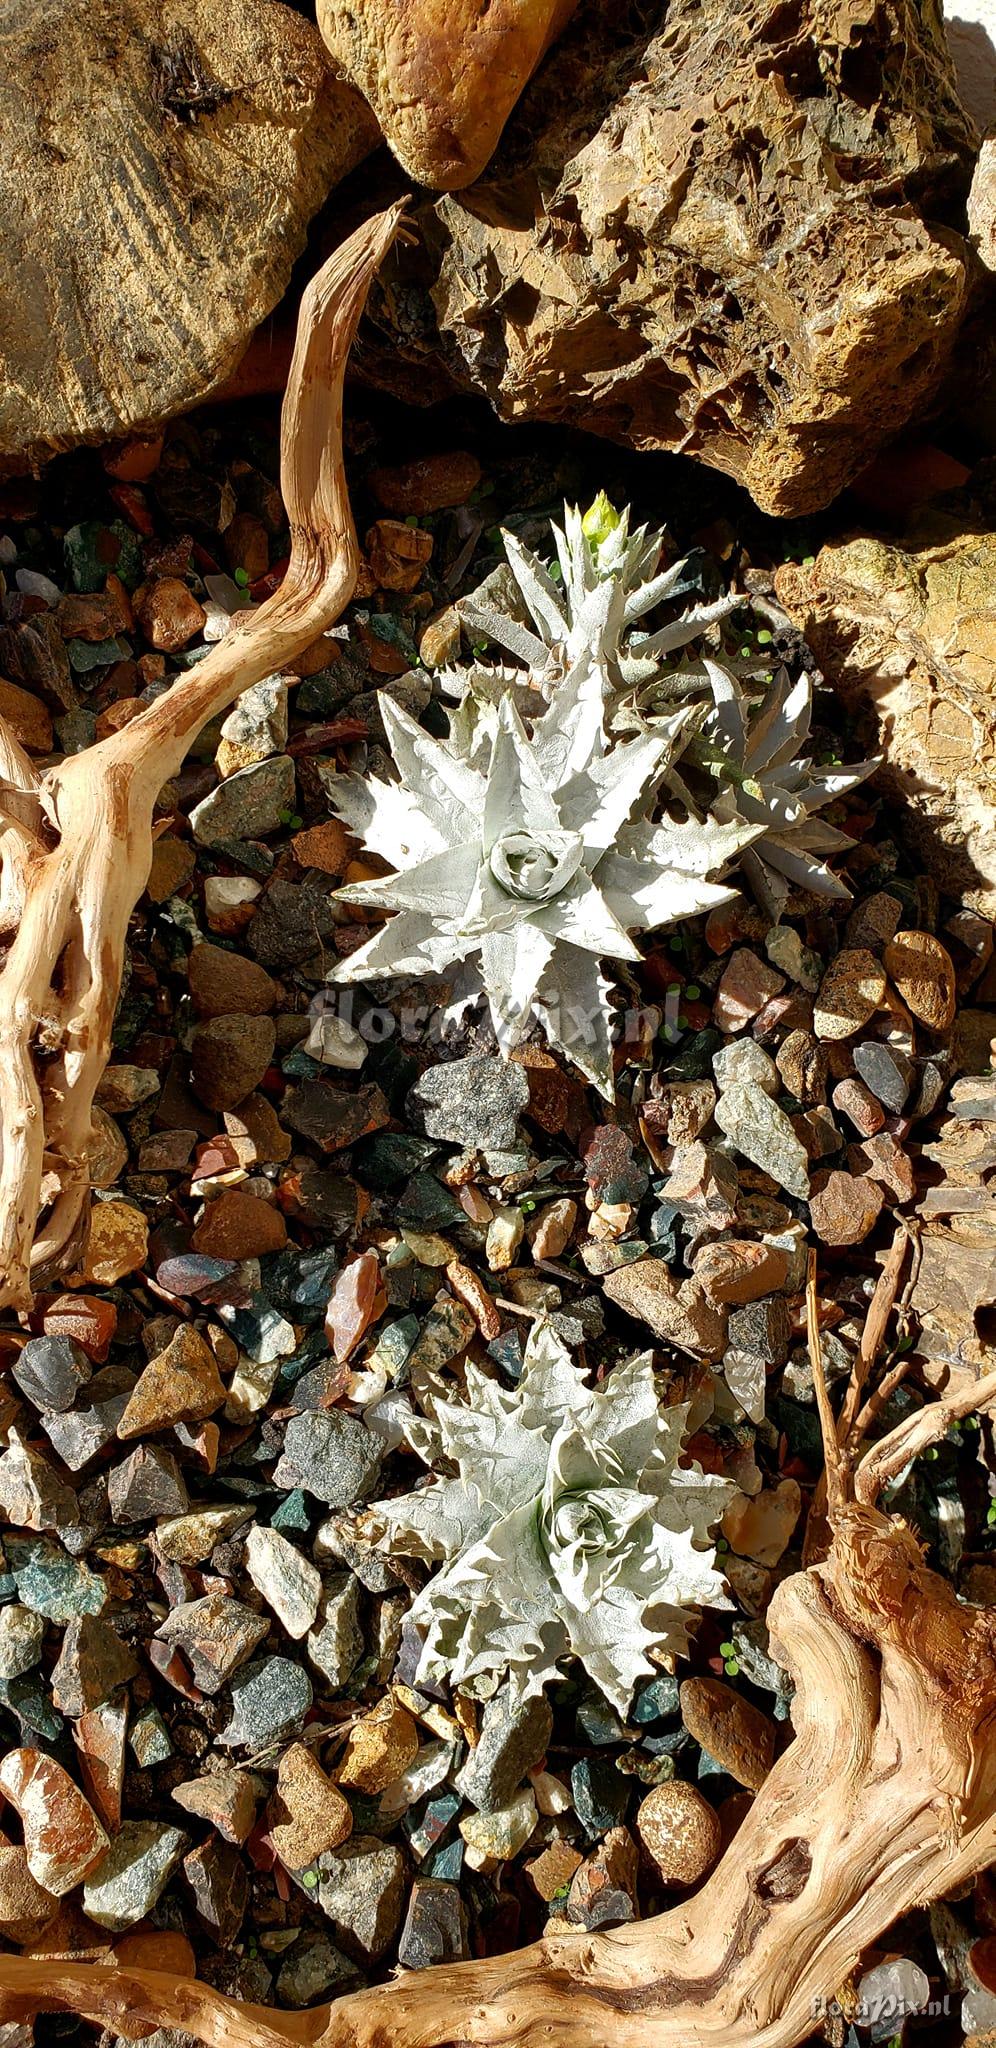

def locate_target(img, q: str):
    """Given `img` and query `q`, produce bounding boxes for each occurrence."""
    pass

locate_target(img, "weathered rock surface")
[0,0,378,471]
[316,0,577,189]
[777,517,996,911]
[969,137,996,271]
[366,0,978,514]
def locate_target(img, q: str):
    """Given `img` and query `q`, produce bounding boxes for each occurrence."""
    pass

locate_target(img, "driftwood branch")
[2,1352,996,2047]
[0,201,408,1310]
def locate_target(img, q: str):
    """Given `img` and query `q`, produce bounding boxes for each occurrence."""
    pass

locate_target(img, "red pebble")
[31,1293,117,1361]
[325,1249,387,1364]
[107,481,155,536]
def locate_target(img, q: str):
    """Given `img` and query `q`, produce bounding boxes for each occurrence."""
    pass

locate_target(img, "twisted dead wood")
[0,201,408,1310]
[2,1359,995,2047]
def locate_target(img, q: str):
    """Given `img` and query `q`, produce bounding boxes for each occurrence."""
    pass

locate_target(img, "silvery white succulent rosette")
[322,494,875,1095]
[455,494,878,917]
[458,492,740,700]
[324,655,757,1096]
[368,1319,732,1714]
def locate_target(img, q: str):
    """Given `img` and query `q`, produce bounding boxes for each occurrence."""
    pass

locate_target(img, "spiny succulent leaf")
[376,1321,731,1711]
[329,911,471,983]
[745,670,812,774]
[458,599,549,670]
[700,660,878,911]
[633,593,741,660]
[623,554,704,623]
[555,722,683,857]
[501,530,568,643]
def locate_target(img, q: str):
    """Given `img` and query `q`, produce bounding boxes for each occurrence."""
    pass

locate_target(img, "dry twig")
[803,1225,911,1563]
[0,202,407,1309]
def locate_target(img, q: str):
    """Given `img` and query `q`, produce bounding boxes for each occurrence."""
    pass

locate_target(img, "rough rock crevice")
[777,517,996,912]
[362,0,981,515]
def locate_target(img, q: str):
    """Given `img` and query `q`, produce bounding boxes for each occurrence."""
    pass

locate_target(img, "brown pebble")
[692,1240,790,1305]
[269,1743,352,1869]
[325,1250,387,1365]
[223,512,269,581]
[0,1748,108,1894]
[95,697,145,741]
[883,930,957,1032]
[723,1554,775,1617]
[57,577,132,641]
[204,875,261,934]
[527,1197,578,1261]
[643,1080,716,1148]
[87,1108,128,1191]
[809,1168,884,1245]
[775,1029,827,1104]
[831,1076,886,1136]
[704,896,765,955]
[445,1259,501,1340]
[103,434,164,483]
[224,1093,292,1168]
[187,943,278,1020]
[850,1133,915,1204]
[526,1840,585,1902]
[117,1323,226,1439]
[336,1695,420,1794]
[564,1826,639,1928]
[146,837,196,904]
[794,1104,843,1163]
[0,1843,57,1943]
[34,1293,117,1361]
[193,1189,288,1262]
[679,1678,776,1792]
[510,1044,585,1135]
[112,1929,195,1975]
[134,577,206,652]
[813,949,886,1041]
[73,1701,127,1831]
[66,1201,147,1288]
[713,949,784,1033]
[190,1013,276,1112]
[419,608,462,667]
[368,450,482,515]
[0,677,53,753]
[365,518,433,592]
[602,1260,728,1356]
[723,1479,801,1566]
[637,1780,721,1885]
[292,818,352,875]
[845,890,903,950]
[172,1769,260,1845]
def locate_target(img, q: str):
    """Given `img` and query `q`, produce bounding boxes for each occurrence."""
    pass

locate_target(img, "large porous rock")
[776,518,996,911]
[367,0,978,515]
[0,0,380,471]
[316,0,578,190]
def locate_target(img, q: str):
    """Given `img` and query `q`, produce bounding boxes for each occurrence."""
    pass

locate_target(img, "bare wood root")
[0,202,408,1310]
[3,1366,996,2047]
[803,1225,912,1565]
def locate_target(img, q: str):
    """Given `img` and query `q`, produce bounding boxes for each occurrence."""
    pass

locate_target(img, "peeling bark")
[0,203,407,1310]
[2,1365,995,2048]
